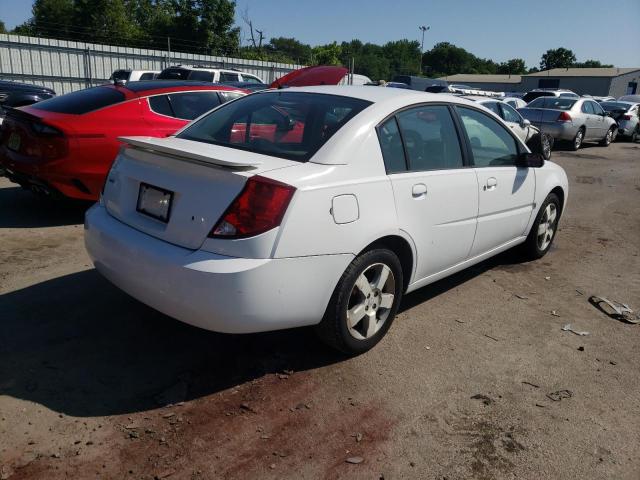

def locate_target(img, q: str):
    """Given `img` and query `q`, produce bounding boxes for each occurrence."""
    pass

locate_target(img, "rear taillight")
[26,122,68,160]
[557,112,572,123]
[622,114,632,121]
[209,175,296,239]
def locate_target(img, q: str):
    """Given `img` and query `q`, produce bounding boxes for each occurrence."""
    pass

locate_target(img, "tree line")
[1,0,613,80]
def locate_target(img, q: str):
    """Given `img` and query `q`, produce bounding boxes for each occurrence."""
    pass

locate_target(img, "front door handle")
[484,177,497,191]
[412,183,427,198]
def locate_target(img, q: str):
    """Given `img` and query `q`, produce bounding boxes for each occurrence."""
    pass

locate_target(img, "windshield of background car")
[527,97,577,110]
[522,91,553,103]
[110,70,130,82]
[601,102,630,112]
[29,87,125,114]
[177,91,372,162]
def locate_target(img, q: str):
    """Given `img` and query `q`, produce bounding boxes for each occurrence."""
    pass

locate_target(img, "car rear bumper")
[534,122,578,141]
[84,204,352,334]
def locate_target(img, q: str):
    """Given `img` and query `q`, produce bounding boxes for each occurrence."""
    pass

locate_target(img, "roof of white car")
[276,85,470,105]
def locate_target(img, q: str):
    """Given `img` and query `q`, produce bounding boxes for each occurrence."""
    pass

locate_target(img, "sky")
[1,0,639,68]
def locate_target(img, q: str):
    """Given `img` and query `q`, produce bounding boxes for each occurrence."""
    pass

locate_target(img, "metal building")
[436,74,522,93]
[521,68,640,97]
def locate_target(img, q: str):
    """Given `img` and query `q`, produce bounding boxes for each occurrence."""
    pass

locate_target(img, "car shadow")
[0,248,533,418]
[0,269,347,417]
[0,184,90,228]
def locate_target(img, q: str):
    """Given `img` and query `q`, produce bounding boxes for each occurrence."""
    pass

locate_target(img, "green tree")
[540,47,576,70]
[0,20,6,34]
[496,58,526,75]
[311,42,342,65]
[266,37,312,64]
[422,42,476,76]
[383,39,421,77]
[573,59,613,68]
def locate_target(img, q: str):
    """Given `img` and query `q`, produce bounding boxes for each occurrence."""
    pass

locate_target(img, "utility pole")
[167,37,171,67]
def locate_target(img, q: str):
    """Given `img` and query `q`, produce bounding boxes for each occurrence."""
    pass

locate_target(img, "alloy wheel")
[574,130,583,149]
[542,134,551,159]
[537,203,557,251]
[346,263,395,340]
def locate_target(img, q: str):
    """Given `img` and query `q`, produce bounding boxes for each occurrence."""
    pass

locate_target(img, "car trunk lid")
[103,136,298,250]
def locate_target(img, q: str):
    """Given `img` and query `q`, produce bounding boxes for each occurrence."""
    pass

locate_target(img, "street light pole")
[419,25,430,52]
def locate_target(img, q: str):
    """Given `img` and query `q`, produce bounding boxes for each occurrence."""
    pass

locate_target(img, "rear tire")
[315,248,403,355]
[599,127,615,146]
[571,128,584,151]
[521,193,561,260]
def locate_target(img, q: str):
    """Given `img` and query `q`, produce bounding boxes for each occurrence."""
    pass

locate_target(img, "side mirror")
[517,152,544,168]
[521,118,531,128]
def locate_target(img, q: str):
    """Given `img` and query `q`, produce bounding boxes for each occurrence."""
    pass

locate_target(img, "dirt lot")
[1,142,639,480]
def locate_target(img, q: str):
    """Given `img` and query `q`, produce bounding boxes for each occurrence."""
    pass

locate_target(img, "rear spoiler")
[118,136,262,169]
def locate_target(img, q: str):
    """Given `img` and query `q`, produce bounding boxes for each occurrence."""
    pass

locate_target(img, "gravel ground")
[1,141,639,480]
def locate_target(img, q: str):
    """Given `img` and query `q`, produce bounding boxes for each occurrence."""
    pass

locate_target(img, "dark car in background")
[0,80,56,125]
[600,101,639,142]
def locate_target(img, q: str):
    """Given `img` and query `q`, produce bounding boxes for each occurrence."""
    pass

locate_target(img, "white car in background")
[157,65,264,85]
[503,97,527,109]
[85,86,568,354]
[110,69,160,83]
[463,96,553,159]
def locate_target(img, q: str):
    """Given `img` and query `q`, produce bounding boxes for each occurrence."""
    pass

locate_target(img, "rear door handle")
[412,183,427,198]
[484,177,497,191]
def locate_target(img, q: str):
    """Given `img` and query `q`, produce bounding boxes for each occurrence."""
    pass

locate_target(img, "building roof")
[525,68,640,77]
[436,74,522,84]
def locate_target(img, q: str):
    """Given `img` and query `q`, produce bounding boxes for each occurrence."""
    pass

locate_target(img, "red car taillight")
[209,175,296,239]
[27,122,68,160]
[621,114,632,121]
[557,112,572,123]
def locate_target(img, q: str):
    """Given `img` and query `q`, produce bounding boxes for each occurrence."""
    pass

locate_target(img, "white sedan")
[85,86,568,354]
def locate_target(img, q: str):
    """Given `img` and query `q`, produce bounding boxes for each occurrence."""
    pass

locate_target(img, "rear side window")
[377,117,406,173]
[31,87,125,114]
[139,72,156,80]
[158,68,190,80]
[457,107,518,167]
[220,72,240,82]
[396,105,463,171]
[178,91,371,162]
[148,95,173,116]
[188,71,214,82]
[110,70,130,82]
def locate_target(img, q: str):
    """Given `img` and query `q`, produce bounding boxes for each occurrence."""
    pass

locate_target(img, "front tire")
[521,193,561,260]
[315,248,403,355]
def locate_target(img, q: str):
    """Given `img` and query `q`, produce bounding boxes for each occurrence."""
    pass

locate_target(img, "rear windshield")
[178,91,372,162]
[600,102,631,112]
[158,68,191,80]
[522,91,554,103]
[30,87,125,114]
[527,97,577,110]
[425,85,448,93]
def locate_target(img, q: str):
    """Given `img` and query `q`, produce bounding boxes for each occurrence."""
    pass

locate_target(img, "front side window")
[158,68,190,80]
[581,101,595,114]
[377,117,406,173]
[139,72,156,80]
[457,107,518,167]
[591,102,605,115]
[242,75,263,84]
[500,103,522,124]
[395,105,463,171]
[482,101,501,117]
[178,91,371,162]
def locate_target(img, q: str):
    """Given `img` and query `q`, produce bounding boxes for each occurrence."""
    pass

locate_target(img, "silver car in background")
[518,97,617,150]
[600,101,639,142]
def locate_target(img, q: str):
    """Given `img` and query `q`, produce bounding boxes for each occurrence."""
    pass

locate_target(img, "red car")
[0,81,247,200]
